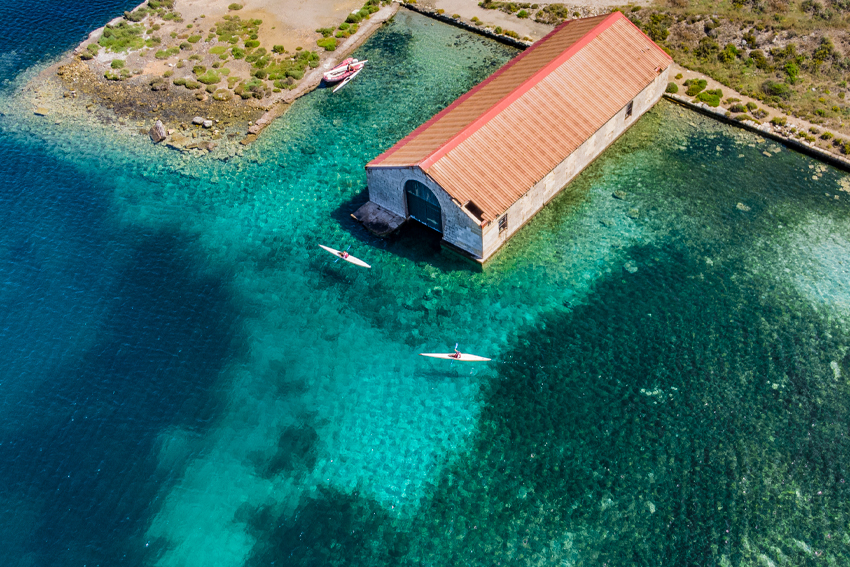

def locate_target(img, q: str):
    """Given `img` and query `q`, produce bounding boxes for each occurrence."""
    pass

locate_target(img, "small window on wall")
[499,214,508,234]
[626,100,634,118]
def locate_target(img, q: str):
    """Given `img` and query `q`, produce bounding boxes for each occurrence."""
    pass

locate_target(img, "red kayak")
[323,58,367,84]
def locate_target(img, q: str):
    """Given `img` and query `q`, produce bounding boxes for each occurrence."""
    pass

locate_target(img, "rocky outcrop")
[149,119,166,143]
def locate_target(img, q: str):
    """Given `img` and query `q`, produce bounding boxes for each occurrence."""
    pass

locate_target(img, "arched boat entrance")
[404,180,442,233]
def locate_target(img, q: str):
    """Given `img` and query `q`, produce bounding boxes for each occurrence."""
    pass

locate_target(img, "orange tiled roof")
[367,12,672,221]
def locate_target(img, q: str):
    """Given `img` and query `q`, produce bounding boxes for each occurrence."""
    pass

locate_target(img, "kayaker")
[451,348,462,359]
[340,251,350,259]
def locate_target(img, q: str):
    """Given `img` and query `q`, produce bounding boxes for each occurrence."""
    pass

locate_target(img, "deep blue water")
[2,3,850,567]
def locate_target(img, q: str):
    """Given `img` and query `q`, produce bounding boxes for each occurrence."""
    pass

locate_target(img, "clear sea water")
[2,4,850,567]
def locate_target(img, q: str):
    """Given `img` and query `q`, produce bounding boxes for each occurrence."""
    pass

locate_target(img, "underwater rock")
[627,208,640,219]
[149,120,166,143]
[624,261,638,274]
[612,190,627,200]
[600,218,614,227]
[736,202,751,212]
[34,107,49,116]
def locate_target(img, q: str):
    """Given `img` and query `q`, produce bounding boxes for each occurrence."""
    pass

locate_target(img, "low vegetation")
[623,0,850,134]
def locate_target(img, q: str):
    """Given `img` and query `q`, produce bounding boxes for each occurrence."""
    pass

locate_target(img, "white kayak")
[420,353,491,362]
[333,68,361,93]
[319,244,371,268]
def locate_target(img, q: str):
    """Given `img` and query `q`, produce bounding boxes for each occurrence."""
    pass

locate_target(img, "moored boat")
[322,58,367,84]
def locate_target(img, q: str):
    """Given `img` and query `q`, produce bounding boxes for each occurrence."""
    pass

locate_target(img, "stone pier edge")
[664,93,850,173]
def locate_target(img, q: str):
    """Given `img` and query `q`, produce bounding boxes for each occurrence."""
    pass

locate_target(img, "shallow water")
[2,5,850,567]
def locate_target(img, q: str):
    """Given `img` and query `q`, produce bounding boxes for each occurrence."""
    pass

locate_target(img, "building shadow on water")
[329,188,481,274]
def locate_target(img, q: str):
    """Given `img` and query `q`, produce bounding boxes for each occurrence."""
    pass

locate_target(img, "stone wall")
[365,166,484,255]
[480,67,671,261]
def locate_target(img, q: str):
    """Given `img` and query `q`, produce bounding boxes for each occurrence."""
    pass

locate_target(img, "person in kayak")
[451,348,462,359]
[339,250,350,259]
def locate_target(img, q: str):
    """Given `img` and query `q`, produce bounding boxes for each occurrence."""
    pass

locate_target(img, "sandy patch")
[176,0,366,51]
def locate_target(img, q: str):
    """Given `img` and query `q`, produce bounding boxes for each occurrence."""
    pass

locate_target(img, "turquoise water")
[3,7,850,567]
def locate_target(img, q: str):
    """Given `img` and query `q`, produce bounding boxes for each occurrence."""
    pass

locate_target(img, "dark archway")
[404,180,442,233]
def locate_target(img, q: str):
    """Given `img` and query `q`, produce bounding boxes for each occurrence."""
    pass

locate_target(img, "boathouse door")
[404,180,442,233]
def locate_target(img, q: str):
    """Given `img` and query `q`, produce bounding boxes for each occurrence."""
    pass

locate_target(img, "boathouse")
[358,12,672,262]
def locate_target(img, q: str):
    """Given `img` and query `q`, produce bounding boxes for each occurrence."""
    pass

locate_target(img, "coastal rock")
[192,116,205,125]
[149,120,167,143]
[247,124,261,135]
[627,208,640,219]
[612,190,627,200]
[736,202,751,212]
[34,107,49,116]
[203,119,213,129]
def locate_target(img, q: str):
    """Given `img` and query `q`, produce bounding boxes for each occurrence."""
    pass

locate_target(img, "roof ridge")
[368,15,601,167]
[418,11,623,171]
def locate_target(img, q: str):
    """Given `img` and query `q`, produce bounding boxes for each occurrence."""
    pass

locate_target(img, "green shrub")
[154,47,179,59]
[770,116,787,126]
[124,9,146,22]
[517,9,529,18]
[87,43,100,55]
[144,37,161,47]
[746,101,757,110]
[111,59,125,69]
[184,80,202,89]
[245,39,260,48]
[272,44,285,53]
[675,73,682,79]
[173,77,187,85]
[751,108,768,119]
[696,89,721,107]
[228,3,242,9]
[197,71,221,84]
[717,43,739,64]
[231,47,244,58]
[822,131,834,140]
[728,103,746,112]
[317,37,337,51]
[192,65,206,74]
[762,80,791,100]
[163,70,174,77]
[665,82,678,94]
[684,78,707,96]
[694,37,719,59]
[346,13,362,24]
[104,68,130,80]
[180,42,192,50]
[286,68,304,80]
[210,45,227,54]
[187,35,201,43]
[253,69,267,79]
[99,22,146,52]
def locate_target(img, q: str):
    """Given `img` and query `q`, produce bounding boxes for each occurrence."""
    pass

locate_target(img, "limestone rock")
[736,202,751,212]
[203,119,213,129]
[612,190,627,200]
[149,120,167,143]
[192,116,205,125]
[34,107,49,116]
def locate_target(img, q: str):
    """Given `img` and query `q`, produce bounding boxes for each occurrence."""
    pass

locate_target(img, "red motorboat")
[322,58,367,88]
